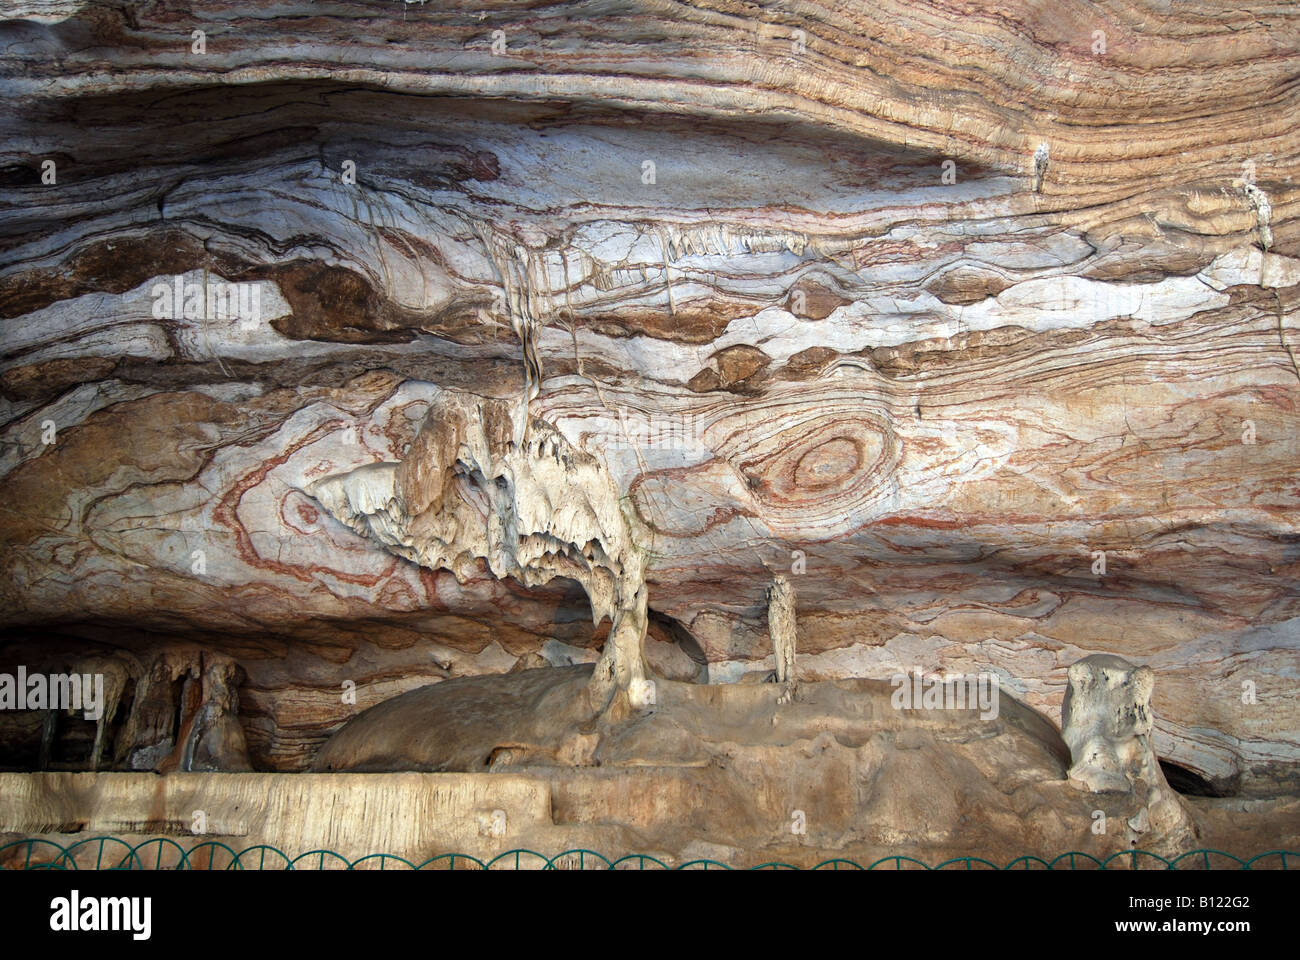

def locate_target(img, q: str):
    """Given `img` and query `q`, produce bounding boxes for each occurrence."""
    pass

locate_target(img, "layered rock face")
[0,0,1298,832]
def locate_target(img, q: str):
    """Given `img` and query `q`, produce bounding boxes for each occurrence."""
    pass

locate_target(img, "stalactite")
[309,389,654,713]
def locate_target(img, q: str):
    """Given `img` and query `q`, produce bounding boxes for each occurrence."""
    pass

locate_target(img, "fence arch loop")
[2,839,1295,871]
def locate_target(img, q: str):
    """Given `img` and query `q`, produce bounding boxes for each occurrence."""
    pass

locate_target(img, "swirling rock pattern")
[0,2,1297,796]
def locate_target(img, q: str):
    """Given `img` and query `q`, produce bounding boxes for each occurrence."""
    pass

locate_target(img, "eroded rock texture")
[0,2,1297,825]
[1061,654,1194,852]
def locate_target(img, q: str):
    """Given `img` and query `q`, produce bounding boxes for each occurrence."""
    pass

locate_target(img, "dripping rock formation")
[0,0,1298,865]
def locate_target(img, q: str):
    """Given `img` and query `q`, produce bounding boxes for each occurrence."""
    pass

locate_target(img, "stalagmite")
[768,574,798,704]
[1061,654,1195,853]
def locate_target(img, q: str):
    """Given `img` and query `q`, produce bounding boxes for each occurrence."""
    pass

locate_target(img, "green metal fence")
[0,838,1295,870]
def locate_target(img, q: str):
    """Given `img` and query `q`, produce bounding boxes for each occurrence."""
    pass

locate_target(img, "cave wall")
[1,1,1298,792]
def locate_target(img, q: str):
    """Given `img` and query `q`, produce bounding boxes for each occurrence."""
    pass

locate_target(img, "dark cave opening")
[1159,758,1235,798]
